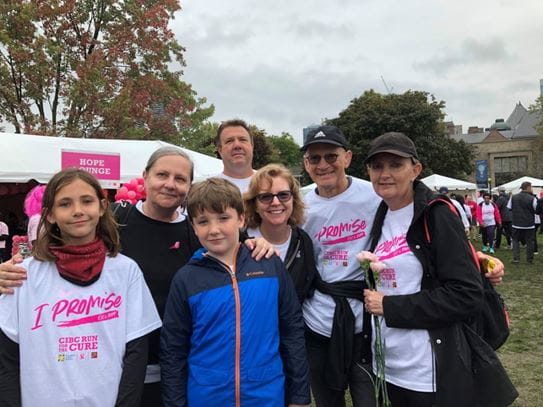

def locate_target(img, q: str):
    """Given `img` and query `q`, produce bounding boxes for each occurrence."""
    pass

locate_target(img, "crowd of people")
[442,181,542,263]
[0,120,512,407]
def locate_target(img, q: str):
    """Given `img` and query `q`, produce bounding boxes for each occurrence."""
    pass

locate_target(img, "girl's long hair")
[33,169,120,261]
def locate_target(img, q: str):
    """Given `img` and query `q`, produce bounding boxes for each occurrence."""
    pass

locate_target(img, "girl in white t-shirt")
[0,168,161,407]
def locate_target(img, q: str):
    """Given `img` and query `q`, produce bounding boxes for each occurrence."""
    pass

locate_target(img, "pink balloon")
[137,178,145,185]
[136,185,145,193]
[119,186,128,194]
[130,178,139,186]
[127,190,136,199]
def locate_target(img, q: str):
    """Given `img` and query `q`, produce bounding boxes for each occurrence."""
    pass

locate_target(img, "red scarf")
[50,239,107,285]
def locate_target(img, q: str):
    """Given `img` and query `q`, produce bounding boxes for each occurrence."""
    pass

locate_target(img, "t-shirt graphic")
[373,203,434,392]
[0,254,162,407]
[302,177,381,337]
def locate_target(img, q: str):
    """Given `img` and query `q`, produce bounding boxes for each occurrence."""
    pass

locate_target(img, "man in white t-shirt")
[215,119,255,193]
[301,125,379,407]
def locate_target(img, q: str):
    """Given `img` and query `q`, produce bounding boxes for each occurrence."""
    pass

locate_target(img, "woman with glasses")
[244,163,317,302]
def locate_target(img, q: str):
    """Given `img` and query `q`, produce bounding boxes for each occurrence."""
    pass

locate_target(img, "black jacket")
[495,193,512,222]
[376,181,483,406]
[284,226,317,303]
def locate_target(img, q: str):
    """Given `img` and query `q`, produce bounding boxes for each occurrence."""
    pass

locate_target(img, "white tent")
[421,174,477,191]
[493,176,543,194]
[300,183,316,196]
[0,132,223,185]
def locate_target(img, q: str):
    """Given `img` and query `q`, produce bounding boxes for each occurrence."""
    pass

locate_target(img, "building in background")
[448,81,542,188]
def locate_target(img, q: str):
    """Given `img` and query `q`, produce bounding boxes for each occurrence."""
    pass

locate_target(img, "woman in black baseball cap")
[361,132,513,406]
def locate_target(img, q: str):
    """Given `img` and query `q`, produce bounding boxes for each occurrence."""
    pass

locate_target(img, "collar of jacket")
[189,243,250,270]
[371,180,435,234]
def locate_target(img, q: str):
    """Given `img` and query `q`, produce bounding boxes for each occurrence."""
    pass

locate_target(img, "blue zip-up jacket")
[160,244,310,407]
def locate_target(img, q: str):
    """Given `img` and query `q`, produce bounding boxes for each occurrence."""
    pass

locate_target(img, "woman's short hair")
[145,146,194,182]
[244,164,305,229]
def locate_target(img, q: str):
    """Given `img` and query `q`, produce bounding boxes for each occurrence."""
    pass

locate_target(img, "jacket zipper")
[205,245,242,407]
[284,238,301,270]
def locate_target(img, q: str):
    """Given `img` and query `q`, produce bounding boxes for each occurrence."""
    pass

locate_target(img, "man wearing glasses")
[301,125,379,407]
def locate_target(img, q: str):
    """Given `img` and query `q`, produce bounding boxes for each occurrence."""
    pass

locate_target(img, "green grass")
[313,234,543,407]
[490,236,543,407]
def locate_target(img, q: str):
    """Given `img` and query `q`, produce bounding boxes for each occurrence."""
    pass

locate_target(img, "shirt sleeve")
[0,287,20,344]
[125,262,162,343]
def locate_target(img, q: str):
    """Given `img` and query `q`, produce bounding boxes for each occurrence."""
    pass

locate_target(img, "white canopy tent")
[421,174,477,191]
[0,132,223,185]
[493,176,543,194]
[300,183,316,196]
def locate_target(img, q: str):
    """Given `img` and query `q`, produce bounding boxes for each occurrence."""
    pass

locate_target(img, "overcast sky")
[172,0,543,145]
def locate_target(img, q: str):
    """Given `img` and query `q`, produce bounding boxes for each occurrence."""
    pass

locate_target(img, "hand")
[476,251,505,285]
[244,237,279,261]
[0,255,27,295]
[363,289,385,316]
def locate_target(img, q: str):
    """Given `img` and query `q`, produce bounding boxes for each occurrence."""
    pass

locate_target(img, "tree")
[530,96,543,139]
[267,132,302,171]
[179,116,217,156]
[250,125,279,169]
[0,0,212,141]
[327,90,475,179]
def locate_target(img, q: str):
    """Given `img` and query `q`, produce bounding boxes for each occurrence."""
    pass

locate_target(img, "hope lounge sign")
[61,150,121,188]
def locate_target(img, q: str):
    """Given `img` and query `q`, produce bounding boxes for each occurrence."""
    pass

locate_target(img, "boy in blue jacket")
[160,177,310,407]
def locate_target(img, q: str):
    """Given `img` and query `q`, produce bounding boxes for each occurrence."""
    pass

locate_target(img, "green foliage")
[267,132,302,171]
[178,110,217,156]
[250,125,280,169]
[531,96,543,142]
[326,90,475,179]
[0,0,213,141]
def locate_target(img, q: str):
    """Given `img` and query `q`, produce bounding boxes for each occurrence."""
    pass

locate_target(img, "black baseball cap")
[301,125,349,152]
[365,132,419,163]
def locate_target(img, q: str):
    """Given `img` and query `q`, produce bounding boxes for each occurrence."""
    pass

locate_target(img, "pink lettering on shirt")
[31,292,123,331]
[375,233,412,261]
[315,219,367,245]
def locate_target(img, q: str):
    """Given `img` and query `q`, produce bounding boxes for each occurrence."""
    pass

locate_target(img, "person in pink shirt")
[476,192,502,254]
[465,194,478,240]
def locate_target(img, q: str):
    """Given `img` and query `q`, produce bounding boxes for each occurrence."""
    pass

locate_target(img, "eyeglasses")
[256,190,293,204]
[305,153,339,165]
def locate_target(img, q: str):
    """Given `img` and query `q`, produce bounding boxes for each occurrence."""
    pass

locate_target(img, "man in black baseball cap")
[301,125,349,152]
[299,124,379,406]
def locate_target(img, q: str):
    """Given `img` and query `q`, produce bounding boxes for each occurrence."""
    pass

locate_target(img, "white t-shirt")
[246,227,292,262]
[302,177,381,337]
[217,172,254,193]
[373,203,434,392]
[480,202,497,226]
[451,199,469,229]
[0,254,162,407]
[0,221,8,249]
